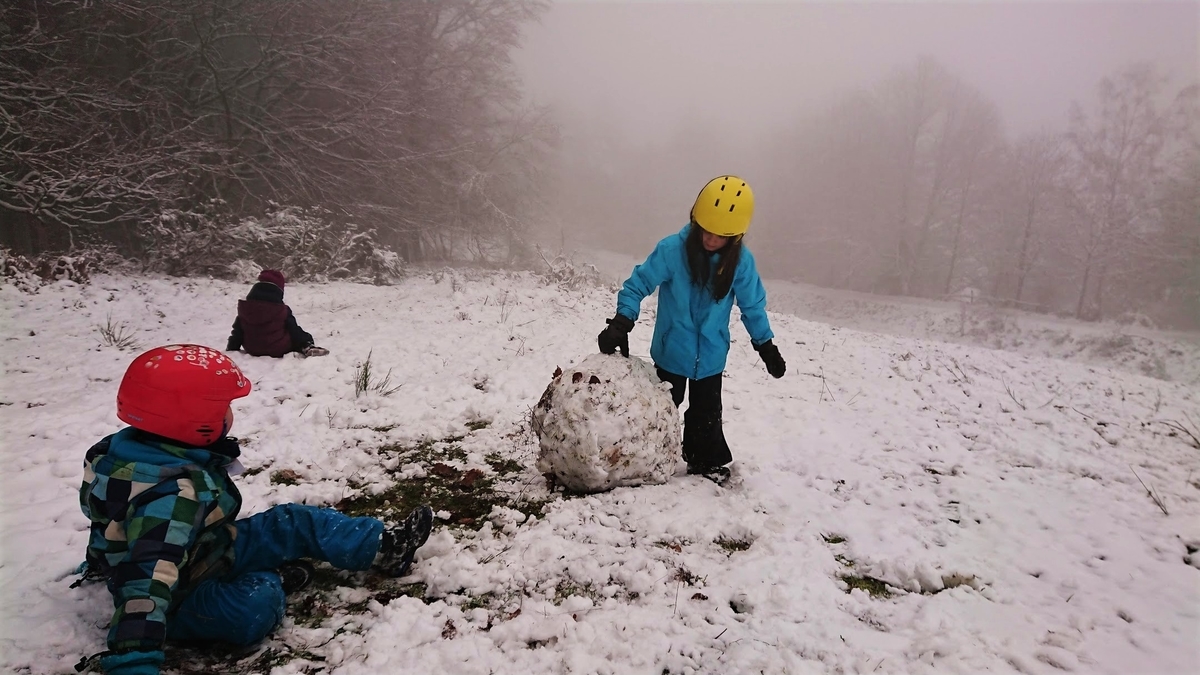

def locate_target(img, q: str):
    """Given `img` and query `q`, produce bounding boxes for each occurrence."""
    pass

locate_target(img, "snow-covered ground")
[1,268,1198,675]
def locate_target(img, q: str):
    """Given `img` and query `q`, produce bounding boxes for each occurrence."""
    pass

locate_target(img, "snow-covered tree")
[0,0,552,267]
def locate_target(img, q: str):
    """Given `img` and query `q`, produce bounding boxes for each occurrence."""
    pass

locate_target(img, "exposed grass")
[333,435,550,529]
[553,579,600,604]
[485,452,524,475]
[459,591,498,612]
[162,629,338,674]
[354,350,403,397]
[822,533,847,544]
[714,535,753,554]
[270,469,301,486]
[288,564,431,629]
[466,419,491,431]
[162,434,549,672]
[673,565,705,586]
[96,313,139,350]
[1157,415,1200,450]
[306,564,357,593]
[1130,465,1169,516]
[841,574,893,598]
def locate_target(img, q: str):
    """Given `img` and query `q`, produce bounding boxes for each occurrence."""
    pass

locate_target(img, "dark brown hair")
[685,222,742,301]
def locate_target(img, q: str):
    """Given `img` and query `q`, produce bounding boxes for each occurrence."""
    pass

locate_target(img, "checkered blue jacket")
[79,427,242,654]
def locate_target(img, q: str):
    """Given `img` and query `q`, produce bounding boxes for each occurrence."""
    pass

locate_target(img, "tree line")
[753,58,1198,327]
[1,0,554,267]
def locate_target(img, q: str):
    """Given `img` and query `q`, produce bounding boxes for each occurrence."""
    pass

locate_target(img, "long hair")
[685,222,742,301]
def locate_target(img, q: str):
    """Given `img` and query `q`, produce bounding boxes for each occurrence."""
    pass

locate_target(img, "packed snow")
[1,266,1198,675]
[534,353,681,494]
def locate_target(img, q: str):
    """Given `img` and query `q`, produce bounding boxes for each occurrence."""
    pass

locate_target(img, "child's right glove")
[755,340,786,378]
[597,314,634,357]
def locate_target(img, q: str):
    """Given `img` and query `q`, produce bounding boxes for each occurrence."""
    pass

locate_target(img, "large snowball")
[534,354,681,493]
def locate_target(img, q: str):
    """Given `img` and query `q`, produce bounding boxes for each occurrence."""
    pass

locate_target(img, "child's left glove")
[100,650,164,675]
[755,340,786,378]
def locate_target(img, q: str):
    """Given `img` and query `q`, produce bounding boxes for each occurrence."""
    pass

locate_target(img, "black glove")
[755,339,786,378]
[597,314,634,357]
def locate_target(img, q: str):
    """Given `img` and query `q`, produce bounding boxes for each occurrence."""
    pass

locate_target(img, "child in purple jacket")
[227,269,328,357]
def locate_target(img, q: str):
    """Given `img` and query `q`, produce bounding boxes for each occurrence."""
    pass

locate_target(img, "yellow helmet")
[690,175,754,237]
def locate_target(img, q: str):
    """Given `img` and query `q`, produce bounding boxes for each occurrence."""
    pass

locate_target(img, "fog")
[517,1,1196,143]
[514,1,1199,326]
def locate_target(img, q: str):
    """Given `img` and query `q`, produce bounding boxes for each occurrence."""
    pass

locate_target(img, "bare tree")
[937,89,1003,296]
[754,89,893,289]
[0,2,221,251]
[803,57,1002,296]
[745,57,1005,301]
[1142,143,1200,326]
[1063,64,1197,318]
[986,133,1069,304]
[875,56,945,295]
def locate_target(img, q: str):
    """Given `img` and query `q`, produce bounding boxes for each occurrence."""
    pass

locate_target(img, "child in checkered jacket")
[77,345,432,675]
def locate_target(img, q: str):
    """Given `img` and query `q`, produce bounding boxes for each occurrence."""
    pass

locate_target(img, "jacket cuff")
[609,314,635,333]
[100,649,164,675]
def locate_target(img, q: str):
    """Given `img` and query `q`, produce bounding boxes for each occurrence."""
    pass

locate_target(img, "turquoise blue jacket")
[616,224,774,379]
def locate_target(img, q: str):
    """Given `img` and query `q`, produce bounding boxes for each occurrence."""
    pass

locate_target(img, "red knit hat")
[258,269,286,289]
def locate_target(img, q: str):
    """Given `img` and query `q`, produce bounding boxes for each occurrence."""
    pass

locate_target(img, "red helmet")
[117,344,252,446]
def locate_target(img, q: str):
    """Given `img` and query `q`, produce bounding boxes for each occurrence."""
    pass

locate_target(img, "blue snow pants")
[166,503,385,645]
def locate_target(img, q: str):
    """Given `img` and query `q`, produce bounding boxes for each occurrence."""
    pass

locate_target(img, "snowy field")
[2,268,1199,675]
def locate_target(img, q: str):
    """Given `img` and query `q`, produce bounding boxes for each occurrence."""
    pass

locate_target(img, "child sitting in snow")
[77,344,433,675]
[226,269,328,357]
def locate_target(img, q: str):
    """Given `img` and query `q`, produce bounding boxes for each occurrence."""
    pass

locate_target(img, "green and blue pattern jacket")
[79,427,241,653]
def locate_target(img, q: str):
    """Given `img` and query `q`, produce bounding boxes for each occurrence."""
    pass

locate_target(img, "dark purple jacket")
[226,282,313,357]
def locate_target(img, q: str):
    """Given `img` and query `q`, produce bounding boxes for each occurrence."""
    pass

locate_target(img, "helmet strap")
[207,435,242,460]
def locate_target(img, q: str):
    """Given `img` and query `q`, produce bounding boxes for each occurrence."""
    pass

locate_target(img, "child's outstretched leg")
[231,503,383,572]
[230,502,433,577]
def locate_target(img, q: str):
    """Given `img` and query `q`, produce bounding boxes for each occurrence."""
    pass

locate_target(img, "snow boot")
[687,464,732,486]
[278,560,315,594]
[377,505,434,577]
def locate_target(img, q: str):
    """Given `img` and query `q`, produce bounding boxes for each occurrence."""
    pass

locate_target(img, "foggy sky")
[515,1,1198,145]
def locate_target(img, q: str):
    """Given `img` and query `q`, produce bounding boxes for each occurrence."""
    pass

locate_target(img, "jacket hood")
[95,427,236,479]
[246,281,284,303]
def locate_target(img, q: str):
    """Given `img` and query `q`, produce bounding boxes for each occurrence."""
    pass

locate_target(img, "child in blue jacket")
[597,176,786,484]
[78,344,432,675]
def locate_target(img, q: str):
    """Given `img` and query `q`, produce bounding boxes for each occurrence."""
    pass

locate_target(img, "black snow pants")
[655,367,732,469]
